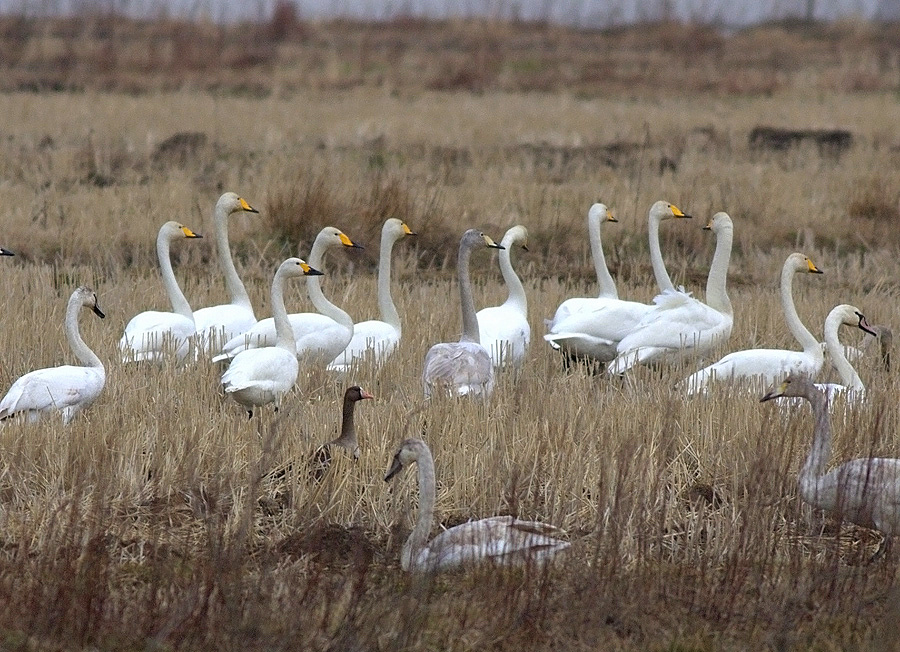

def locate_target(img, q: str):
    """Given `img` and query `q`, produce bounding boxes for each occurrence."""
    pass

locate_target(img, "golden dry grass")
[1,14,900,651]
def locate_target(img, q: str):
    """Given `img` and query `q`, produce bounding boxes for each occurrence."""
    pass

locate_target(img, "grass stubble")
[0,14,900,652]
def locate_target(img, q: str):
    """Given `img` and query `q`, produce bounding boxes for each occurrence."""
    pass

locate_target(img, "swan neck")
[825,319,864,390]
[799,390,832,499]
[781,264,820,355]
[307,238,353,329]
[377,228,401,331]
[649,215,675,293]
[214,203,252,310]
[499,236,528,313]
[402,449,436,572]
[589,216,618,299]
[271,270,296,355]
[66,295,102,369]
[704,224,733,315]
[157,231,193,319]
[458,240,480,343]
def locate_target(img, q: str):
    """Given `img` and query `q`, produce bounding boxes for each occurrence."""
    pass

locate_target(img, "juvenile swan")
[384,438,571,572]
[0,287,105,424]
[761,374,900,559]
[192,192,259,350]
[221,258,323,417]
[422,229,503,398]
[476,224,530,370]
[119,221,202,363]
[327,218,415,372]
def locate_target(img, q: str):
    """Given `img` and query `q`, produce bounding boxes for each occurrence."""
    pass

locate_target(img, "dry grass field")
[2,12,900,651]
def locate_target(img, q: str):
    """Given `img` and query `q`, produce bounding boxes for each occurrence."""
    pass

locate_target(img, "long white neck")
[704,223,733,316]
[376,227,402,331]
[213,202,252,310]
[157,231,193,319]
[402,448,437,572]
[782,264,821,356]
[271,268,296,355]
[649,215,675,293]
[824,315,864,391]
[66,297,102,369]
[307,237,353,329]
[458,239,480,344]
[499,234,528,315]
[588,212,618,299]
[798,388,832,507]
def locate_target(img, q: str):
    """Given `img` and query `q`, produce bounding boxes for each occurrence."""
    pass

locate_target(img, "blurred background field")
[1,7,900,651]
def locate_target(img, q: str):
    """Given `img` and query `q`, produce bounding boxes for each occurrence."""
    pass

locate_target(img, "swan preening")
[422,229,503,399]
[327,218,415,372]
[477,224,530,370]
[384,438,571,572]
[678,253,824,394]
[0,287,105,424]
[192,192,260,351]
[119,221,202,363]
[761,374,900,559]
[221,258,323,417]
[214,227,361,366]
[608,211,734,375]
[544,200,691,365]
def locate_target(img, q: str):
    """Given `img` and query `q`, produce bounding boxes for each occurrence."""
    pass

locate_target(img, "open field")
[1,14,900,651]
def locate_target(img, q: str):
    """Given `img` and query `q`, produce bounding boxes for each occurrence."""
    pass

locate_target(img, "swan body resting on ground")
[309,385,374,481]
[678,253,825,394]
[192,192,259,351]
[327,218,415,372]
[215,227,361,365]
[221,258,322,417]
[384,438,571,572]
[608,212,734,375]
[422,229,503,399]
[544,201,691,364]
[476,224,530,370]
[761,374,900,559]
[119,221,202,363]
[0,287,105,424]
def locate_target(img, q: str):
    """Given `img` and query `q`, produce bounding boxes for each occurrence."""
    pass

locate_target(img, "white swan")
[678,253,825,394]
[384,438,571,572]
[221,257,322,417]
[608,212,734,375]
[544,201,691,364]
[814,305,876,403]
[0,287,105,424]
[476,225,530,370]
[214,227,361,366]
[761,374,900,559]
[422,229,503,399]
[192,192,259,350]
[119,221,203,363]
[327,218,415,372]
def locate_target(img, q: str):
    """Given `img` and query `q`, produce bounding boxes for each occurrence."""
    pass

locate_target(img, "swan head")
[760,373,819,402]
[649,200,691,224]
[787,252,823,275]
[317,226,363,250]
[827,304,878,337]
[0,247,13,256]
[278,257,323,279]
[161,221,202,241]
[384,438,428,481]
[501,225,529,251]
[384,217,416,238]
[461,228,505,251]
[702,212,733,233]
[216,191,259,216]
[589,202,617,226]
[74,286,105,319]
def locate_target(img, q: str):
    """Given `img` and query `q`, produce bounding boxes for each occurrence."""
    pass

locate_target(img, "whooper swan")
[422,229,503,399]
[327,218,415,372]
[221,258,322,417]
[192,192,259,351]
[214,227,362,366]
[761,374,900,559]
[119,221,202,363]
[476,224,530,370]
[814,305,876,403]
[384,438,571,572]
[0,287,105,424]
[544,201,691,364]
[608,212,734,375]
[678,253,825,394]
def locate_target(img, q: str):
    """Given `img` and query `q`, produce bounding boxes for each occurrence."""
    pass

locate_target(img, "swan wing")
[0,366,105,420]
[120,311,196,361]
[681,349,824,395]
[221,348,298,393]
[423,341,494,398]
[545,298,651,360]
